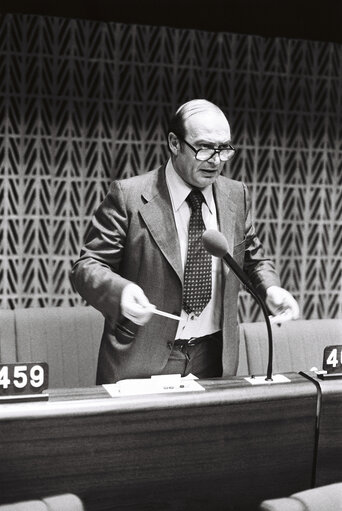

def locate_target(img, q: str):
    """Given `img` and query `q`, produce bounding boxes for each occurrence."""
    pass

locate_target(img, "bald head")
[168,99,230,141]
[176,99,226,122]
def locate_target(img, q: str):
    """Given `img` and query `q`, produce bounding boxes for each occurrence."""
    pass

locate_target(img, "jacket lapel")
[213,177,237,279]
[139,166,183,283]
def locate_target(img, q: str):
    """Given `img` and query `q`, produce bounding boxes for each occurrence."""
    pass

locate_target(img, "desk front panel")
[315,378,342,486]
[0,375,317,511]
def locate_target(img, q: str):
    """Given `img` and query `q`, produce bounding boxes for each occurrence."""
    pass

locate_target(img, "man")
[71,99,299,384]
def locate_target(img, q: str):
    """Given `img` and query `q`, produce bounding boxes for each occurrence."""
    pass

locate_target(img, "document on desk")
[103,374,205,397]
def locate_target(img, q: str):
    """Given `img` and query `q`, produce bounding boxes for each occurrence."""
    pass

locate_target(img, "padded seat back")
[259,482,342,510]
[14,306,103,388]
[239,319,342,376]
[237,331,249,375]
[0,310,17,363]
[0,493,84,510]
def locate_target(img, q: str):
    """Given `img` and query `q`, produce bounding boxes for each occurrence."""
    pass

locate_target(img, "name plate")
[319,345,342,379]
[0,362,48,397]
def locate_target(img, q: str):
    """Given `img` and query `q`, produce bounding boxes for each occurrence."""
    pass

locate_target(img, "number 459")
[0,365,44,389]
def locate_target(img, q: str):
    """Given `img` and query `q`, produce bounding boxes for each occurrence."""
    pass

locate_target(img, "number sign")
[0,363,48,395]
[322,345,342,375]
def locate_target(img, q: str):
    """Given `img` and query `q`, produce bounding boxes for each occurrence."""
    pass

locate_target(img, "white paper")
[103,374,204,397]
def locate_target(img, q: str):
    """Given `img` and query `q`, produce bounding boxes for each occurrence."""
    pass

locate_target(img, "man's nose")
[208,152,221,165]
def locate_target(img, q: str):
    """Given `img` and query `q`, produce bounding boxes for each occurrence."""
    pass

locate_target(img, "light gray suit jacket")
[71,165,280,383]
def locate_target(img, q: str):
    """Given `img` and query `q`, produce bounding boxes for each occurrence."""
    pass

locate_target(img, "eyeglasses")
[181,138,236,162]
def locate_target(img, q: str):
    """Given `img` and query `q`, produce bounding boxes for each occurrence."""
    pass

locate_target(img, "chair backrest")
[0,310,17,363]
[14,306,104,388]
[237,329,249,375]
[0,493,84,510]
[259,482,342,510]
[239,319,342,376]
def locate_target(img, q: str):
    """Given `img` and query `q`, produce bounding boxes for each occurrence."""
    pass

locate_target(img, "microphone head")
[202,230,228,258]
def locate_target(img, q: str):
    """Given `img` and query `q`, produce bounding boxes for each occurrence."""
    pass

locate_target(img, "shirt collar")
[165,159,214,213]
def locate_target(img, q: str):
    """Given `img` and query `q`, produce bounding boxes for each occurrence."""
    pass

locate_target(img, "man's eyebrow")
[196,140,232,147]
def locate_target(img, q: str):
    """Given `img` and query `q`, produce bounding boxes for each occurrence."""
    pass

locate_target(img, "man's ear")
[168,132,180,155]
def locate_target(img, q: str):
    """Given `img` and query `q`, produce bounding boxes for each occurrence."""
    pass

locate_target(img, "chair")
[259,482,342,510]
[239,318,342,375]
[0,493,84,510]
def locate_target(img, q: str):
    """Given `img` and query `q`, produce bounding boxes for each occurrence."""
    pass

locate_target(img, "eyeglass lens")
[196,148,234,161]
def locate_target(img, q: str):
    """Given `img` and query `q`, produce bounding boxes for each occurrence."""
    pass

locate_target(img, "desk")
[0,374,317,511]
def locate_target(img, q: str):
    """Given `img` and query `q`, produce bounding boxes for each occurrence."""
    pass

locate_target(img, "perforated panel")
[0,14,341,319]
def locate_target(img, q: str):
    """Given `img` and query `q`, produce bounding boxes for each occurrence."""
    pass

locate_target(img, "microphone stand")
[202,230,277,382]
[220,251,274,381]
[242,282,273,381]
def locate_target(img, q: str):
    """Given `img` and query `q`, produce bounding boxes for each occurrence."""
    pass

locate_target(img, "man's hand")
[266,286,300,324]
[120,283,155,325]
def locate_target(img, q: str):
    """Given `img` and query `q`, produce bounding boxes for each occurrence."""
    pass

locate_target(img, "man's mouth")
[200,168,218,173]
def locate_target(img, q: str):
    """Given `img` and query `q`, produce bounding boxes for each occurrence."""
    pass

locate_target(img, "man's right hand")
[120,283,155,325]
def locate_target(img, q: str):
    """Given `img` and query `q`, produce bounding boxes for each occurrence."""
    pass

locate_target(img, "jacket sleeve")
[241,183,280,298]
[70,180,131,320]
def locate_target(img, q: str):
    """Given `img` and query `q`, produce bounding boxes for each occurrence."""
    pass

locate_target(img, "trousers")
[160,332,223,378]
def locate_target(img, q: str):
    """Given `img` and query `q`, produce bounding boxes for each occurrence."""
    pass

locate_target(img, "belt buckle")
[187,337,197,347]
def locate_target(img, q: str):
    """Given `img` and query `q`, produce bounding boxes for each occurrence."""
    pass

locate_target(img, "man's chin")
[196,170,219,186]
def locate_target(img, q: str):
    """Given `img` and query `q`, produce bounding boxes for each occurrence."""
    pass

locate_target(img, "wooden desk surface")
[0,373,314,417]
[0,373,318,511]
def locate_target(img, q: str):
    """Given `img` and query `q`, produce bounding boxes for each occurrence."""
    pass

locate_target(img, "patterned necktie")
[183,189,212,316]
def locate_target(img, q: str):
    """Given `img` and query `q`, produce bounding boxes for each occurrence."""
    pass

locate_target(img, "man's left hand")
[265,286,300,324]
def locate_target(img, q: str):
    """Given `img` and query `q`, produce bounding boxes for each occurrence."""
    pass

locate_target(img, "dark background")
[1,0,341,43]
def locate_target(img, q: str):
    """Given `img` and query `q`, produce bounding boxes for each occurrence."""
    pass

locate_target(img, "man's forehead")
[184,110,231,140]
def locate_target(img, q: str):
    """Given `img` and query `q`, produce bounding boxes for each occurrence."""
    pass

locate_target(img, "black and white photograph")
[0,1,341,510]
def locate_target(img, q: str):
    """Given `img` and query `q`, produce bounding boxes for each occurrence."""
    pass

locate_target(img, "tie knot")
[186,189,205,211]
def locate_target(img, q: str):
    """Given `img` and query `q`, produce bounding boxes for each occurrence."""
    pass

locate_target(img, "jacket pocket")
[114,317,140,344]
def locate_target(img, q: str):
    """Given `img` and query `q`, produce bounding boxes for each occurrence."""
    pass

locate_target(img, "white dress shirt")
[165,159,223,340]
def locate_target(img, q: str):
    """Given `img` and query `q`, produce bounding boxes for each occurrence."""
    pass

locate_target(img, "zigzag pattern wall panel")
[0,13,341,319]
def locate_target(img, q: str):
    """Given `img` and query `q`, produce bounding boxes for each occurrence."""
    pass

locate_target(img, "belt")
[173,331,221,349]
[173,337,203,348]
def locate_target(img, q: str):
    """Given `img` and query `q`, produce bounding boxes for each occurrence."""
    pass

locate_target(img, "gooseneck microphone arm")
[203,230,273,381]
[223,251,273,381]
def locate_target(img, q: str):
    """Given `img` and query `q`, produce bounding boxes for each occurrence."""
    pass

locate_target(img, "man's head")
[168,99,232,189]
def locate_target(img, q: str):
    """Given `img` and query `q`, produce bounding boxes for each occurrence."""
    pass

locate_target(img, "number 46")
[326,349,342,368]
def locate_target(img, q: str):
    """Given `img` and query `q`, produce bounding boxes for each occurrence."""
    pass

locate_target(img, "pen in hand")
[151,308,183,321]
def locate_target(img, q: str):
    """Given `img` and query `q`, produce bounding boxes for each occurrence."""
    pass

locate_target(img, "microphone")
[203,229,274,381]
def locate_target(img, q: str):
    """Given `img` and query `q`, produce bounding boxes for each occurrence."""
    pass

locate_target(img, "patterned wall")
[0,13,341,320]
